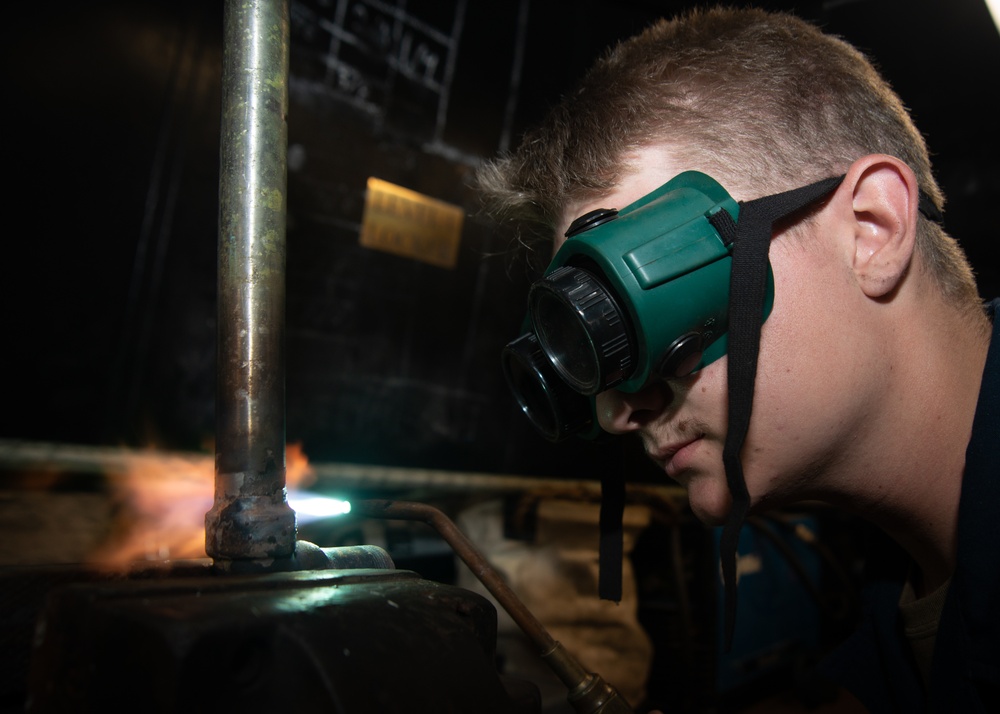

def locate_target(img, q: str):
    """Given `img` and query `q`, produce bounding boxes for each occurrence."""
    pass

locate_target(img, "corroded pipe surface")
[206,0,296,561]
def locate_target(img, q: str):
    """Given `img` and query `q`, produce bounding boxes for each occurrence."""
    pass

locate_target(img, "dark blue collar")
[930,298,1000,710]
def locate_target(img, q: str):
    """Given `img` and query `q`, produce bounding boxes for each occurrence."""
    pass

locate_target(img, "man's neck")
[839,294,990,594]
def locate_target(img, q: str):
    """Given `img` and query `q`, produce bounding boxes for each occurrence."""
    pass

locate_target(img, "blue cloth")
[821,299,1000,713]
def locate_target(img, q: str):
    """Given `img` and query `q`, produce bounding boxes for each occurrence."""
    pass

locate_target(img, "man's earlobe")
[847,155,920,299]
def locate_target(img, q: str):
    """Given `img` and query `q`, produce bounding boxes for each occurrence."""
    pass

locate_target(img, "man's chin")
[686,482,732,526]
[691,508,728,527]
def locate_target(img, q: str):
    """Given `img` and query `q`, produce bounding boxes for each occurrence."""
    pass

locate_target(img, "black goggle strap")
[708,174,845,652]
[598,469,626,602]
[708,177,942,650]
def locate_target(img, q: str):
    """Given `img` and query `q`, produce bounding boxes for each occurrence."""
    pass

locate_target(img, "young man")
[478,7,998,713]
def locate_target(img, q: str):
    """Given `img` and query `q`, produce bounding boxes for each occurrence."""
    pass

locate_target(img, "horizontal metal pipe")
[0,439,685,503]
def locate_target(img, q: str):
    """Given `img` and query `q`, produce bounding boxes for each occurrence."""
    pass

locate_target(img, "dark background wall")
[2,0,998,479]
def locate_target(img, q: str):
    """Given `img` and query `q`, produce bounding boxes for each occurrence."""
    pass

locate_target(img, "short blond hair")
[477,7,981,309]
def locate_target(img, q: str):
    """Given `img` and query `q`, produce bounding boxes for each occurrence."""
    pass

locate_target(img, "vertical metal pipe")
[206,0,296,562]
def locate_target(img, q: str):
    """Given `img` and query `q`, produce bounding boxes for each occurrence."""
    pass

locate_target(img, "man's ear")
[842,154,921,298]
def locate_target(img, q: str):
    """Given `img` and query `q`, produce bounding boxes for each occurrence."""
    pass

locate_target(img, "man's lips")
[650,435,704,479]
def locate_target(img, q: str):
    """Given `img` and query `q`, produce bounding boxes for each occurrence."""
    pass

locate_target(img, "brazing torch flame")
[88,443,316,568]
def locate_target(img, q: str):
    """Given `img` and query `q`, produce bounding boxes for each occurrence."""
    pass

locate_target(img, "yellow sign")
[359,177,464,269]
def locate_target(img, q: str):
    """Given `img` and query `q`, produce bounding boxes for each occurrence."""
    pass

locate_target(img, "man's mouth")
[649,434,705,479]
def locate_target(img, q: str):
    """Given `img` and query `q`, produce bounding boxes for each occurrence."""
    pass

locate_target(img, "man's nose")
[595,380,672,434]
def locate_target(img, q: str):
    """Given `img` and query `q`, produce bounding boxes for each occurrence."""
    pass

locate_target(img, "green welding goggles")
[502,167,943,444]
[502,170,770,442]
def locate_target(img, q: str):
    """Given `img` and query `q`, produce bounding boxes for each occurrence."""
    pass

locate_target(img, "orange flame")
[88,443,315,569]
